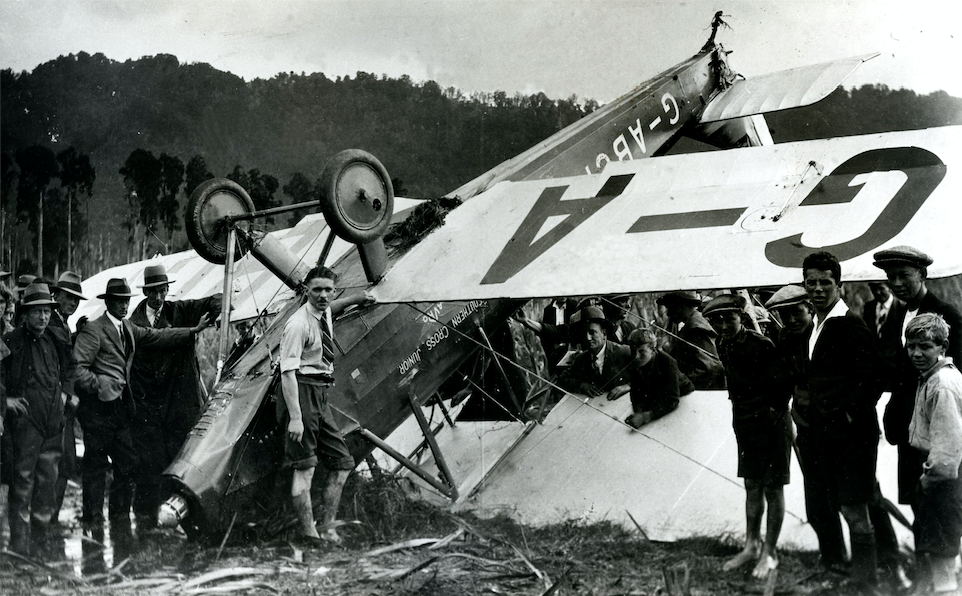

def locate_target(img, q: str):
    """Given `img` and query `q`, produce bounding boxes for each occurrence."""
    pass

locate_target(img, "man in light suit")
[73,278,211,532]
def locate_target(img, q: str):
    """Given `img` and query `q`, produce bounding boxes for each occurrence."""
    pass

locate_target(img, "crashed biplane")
[140,20,961,542]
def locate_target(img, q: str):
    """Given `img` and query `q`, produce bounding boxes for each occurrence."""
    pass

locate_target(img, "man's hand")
[625,411,653,429]
[192,312,216,334]
[288,418,305,443]
[6,397,28,416]
[357,290,376,308]
[607,384,630,401]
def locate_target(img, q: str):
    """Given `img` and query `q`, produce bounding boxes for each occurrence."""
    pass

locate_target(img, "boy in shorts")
[906,313,962,593]
[704,294,792,579]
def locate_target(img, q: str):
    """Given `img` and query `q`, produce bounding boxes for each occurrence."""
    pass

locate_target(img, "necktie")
[119,324,127,353]
[321,314,334,370]
[877,304,887,337]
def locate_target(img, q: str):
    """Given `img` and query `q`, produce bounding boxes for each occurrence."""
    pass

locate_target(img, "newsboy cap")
[702,294,747,317]
[872,245,933,270]
[765,285,810,310]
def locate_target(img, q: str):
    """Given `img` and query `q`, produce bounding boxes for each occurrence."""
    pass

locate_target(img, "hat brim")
[57,287,88,300]
[97,291,136,299]
[138,280,173,289]
[21,298,58,308]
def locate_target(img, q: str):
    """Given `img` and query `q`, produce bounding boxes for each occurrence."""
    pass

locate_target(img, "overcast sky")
[1,0,960,103]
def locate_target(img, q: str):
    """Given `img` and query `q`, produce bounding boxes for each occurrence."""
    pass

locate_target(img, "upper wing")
[700,53,879,122]
[373,126,961,303]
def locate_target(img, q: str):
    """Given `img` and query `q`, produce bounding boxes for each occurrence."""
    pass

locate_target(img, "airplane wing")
[700,53,879,122]
[373,126,961,302]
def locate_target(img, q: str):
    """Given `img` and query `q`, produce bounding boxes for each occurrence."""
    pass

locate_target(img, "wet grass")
[1,471,872,596]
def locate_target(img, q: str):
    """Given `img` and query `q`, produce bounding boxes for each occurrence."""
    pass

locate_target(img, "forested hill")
[2,52,961,276]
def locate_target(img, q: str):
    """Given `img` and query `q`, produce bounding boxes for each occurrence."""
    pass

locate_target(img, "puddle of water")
[3,481,191,578]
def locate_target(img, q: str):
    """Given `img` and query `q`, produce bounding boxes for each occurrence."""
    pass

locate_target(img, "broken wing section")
[373,126,961,303]
[700,53,879,122]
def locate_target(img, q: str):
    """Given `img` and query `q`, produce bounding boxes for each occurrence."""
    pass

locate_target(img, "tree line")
[2,51,961,279]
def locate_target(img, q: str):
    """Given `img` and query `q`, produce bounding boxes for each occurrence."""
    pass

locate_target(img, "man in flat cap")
[704,294,792,578]
[1,282,75,556]
[121,263,221,531]
[48,271,87,524]
[656,291,724,390]
[874,246,962,514]
[557,306,632,397]
[72,278,212,535]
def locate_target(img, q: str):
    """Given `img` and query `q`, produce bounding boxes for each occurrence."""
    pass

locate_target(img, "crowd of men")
[517,246,962,595]
[0,262,374,562]
[3,244,962,594]
[0,265,217,559]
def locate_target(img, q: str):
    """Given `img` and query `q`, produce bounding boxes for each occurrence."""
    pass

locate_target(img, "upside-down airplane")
[150,17,961,541]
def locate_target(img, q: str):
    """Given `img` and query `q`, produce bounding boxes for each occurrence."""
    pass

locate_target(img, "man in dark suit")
[48,270,87,525]
[801,251,886,591]
[862,281,902,368]
[557,306,632,397]
[2,283,75,556]
[874,246,962,511]
[123,263,221,530]
[72,278,210,533]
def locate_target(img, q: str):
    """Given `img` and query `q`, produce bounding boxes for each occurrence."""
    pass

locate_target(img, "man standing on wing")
[279,265,374,545]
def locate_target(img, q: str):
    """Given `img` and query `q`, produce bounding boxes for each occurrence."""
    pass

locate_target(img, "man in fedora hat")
[47,271,87,525]
[656,291,724,390]
[873,247,962,513]
[73,278,212,533]
[557,306,632,397]
[122,263,221,530]
[49,271,87,335]
[1,282,76,556]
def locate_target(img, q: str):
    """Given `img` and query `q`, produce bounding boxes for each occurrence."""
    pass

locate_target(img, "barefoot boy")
[704,294,792,578]
[906,313,962,594]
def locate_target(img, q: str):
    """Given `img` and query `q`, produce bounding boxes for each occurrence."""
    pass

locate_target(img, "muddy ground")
[0,473,909,596]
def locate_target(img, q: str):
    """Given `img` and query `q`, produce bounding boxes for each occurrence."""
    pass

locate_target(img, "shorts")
[733,409,791,485]
[277,376,355,471]
[915,473,962,558]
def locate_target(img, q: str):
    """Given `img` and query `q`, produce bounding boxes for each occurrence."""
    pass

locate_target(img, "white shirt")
[809,298,849,359]
[902,307,920,346]
[593,344,606,374]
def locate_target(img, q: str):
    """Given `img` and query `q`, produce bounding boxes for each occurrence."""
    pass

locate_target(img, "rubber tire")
[318,149,394,244]
[185,178,256,264]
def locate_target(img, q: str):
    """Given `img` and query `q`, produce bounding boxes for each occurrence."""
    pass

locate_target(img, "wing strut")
[357,387,460,500]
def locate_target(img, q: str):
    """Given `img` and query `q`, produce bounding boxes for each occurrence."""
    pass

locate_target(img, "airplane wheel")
[185,178,255,264]
[318,149,394,244]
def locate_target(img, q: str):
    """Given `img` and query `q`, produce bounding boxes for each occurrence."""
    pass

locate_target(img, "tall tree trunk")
[37,189,44,277]
[67,191,72,270]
